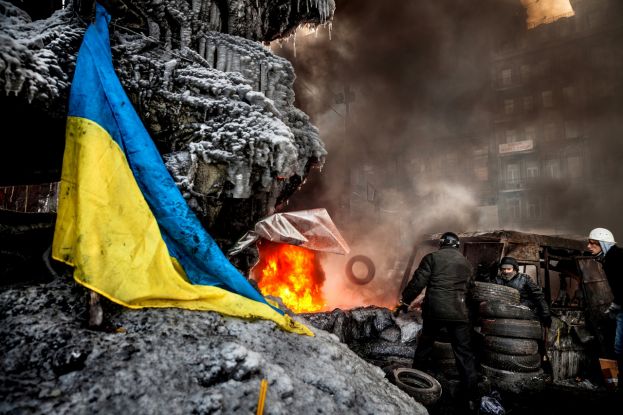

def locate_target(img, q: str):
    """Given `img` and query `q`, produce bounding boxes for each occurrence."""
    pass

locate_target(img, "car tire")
[483,335,539,355]
[480,363,544,393]
[482,350,542,372]
[479,301,536,320]
[392,367,443,406]
[481,318,542,340]
[472,282,520,305]
[345,255,375,285]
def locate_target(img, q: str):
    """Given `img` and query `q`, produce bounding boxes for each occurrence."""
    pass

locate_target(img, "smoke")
[271,0,623,309]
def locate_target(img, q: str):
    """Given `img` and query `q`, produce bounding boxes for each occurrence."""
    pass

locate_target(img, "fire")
[252,241,326,313]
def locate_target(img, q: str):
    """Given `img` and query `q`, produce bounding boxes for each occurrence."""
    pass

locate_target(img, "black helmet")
[440,232,460,248]
[499,256,519,271]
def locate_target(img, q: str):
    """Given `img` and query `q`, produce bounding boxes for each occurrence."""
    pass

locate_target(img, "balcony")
[499,139,534,155]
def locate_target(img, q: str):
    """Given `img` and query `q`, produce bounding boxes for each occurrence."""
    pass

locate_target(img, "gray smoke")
[273,0,623,308]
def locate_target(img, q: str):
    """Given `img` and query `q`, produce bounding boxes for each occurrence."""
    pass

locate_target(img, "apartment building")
[491,0,623,231]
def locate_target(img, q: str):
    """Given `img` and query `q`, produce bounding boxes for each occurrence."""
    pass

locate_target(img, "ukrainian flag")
[52,3,311,336]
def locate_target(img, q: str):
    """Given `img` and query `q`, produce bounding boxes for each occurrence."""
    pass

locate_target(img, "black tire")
[345,255,375,285]
[480,363,544,394]
[481,318,542,340]
[472,282,520,305]
[482,350,541,372]
[479,301,536,320]
[483,335,538,355]
[392,367,443,406]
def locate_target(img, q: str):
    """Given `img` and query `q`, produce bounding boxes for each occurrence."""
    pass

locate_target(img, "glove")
[605,302,621,320]
[540,315,552,328]
[393,303,409,317]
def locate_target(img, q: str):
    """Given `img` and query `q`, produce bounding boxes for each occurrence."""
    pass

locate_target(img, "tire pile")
[474,282,545,393]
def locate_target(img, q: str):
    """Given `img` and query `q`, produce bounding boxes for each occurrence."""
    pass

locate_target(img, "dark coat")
[401,246,474,322]
[492,272,550,319]
[603,245,623,306]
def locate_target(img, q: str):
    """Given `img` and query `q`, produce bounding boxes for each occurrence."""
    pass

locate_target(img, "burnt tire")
[479,301,535,320]
[481,318,542,340]
[345,255,375,285]
[482,350,541,372]
[392,367,442,406]
[483,335,538,355]
[480,363,544,394]
[472,282,520,305]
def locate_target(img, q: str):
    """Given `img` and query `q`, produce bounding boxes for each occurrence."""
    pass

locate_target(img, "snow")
[0,276,426,414]
[0,0,331,236]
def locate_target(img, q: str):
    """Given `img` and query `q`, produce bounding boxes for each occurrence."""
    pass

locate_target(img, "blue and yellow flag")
[52,3,311,336]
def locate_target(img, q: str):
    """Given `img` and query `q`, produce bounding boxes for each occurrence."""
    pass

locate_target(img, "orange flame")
[252,241,326,313]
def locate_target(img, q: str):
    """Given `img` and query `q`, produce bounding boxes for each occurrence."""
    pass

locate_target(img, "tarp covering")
[51,3,311,336]
[229,208,350,256]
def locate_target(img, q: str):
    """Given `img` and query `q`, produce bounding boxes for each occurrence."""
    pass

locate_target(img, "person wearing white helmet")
[587,227,623,391]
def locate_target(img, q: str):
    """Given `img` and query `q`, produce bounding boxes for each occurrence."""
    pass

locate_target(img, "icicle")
[225,48,232,72]
[191,0,201,13]
[206,42,216,67]
[209,2,221,31]
[232,52,241,73]
[328,22,332,41]
[198,37,206,59]
[216,45,227,71]
[260,62,268,95]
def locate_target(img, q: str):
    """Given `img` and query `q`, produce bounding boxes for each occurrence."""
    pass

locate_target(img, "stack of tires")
[473,282,545,393]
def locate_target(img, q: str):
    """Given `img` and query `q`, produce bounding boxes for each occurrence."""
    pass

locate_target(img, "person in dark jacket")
[587,227,623,390]
[398,232,478,409]
[491,256,552,328]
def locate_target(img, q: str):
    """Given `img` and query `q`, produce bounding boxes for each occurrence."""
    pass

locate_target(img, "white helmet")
[588,228,615,243]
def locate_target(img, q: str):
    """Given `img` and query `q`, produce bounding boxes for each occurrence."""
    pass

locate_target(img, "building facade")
[491,0,623,232]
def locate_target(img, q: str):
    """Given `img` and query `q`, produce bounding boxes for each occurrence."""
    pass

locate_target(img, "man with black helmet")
[492,256,551,328]
[397,231,478,411]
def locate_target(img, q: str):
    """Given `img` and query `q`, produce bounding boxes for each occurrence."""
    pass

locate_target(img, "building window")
[542,90,553,108]
[526,161,539,179]
[507,163,520,186]
[544,159,561,179]
[523,96,534,111]
[505,129,517,143]
[501,68,512,86]
[524,126,536,141]
[473,153,488,181]
[508,198,521,220]
[564,121,579,139]
[504,99,515,114]
[567,156,582,178]
[544,123,557,141]
[520,65,530,83]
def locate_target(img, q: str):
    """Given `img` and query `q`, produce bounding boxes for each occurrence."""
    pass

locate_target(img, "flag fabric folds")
[52,3,311,336]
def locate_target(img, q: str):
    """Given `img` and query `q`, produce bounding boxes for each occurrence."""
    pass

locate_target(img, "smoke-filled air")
[269,0,623,310]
